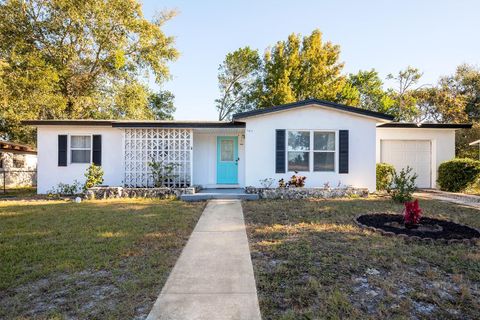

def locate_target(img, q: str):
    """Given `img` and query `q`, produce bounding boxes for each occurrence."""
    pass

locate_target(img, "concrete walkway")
[146,200,262,320]
[416,190,480,209]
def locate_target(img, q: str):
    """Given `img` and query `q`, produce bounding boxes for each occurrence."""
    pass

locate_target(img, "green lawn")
[244,197,480,320]
[0,198,204,319]
[0,187,37,199]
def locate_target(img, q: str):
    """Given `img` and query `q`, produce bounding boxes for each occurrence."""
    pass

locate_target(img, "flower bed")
[244,186,369,199]
[355,213,480,244]
[85,186,200,200]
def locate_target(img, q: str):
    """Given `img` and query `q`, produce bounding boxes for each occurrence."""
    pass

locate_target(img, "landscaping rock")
[244,186,369,199]
[84,186,200,200]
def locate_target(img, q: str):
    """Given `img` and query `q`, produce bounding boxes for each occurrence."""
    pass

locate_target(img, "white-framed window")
[313,132,335,172]
[287,130,336,172]
[70,135,92,164]
[287,131,310,172]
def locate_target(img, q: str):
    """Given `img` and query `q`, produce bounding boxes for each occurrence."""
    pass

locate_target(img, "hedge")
[437,158,480,192]
[376,163,396,191]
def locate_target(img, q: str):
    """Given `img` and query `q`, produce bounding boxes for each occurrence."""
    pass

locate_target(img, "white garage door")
[381,140,432,188]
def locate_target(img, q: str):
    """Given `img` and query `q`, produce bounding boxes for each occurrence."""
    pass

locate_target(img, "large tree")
[257,30,356,108]
[0,0,178,144]
[386,66,424,121]
[215,47,260,120]
[215,30,358,119]
[348,69,394,114]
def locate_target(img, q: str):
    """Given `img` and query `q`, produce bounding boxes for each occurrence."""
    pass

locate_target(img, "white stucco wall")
[376,128,456,188]
[192,130,245,187]
[36,126,123,193]
[243,105,379,191]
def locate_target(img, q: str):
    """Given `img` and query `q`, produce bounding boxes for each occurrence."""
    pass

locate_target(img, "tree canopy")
[0,0,179,144]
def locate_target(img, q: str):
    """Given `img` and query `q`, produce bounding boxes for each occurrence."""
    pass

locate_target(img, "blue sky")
[141,0,480,120]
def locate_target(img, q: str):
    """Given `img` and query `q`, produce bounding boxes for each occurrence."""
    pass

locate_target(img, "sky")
[140,0,480,120]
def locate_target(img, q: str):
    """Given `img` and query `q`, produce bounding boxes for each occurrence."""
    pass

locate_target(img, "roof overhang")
[232,99,395,122]
[22,120,245,129]
[378,123,472,129]
[0,140,37,154]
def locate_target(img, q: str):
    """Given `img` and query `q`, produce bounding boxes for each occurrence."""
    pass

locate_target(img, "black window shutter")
[275,130,286,173]
[339,130,349,174]
[58,135,67,167]
[92,135,102,166]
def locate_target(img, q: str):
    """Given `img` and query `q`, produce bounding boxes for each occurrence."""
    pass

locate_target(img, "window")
[287,130,336,172]
[287,131,310,171]
[13,154,25,168]
[313,132,335,171]
[221,139,234,161]
[70,135,91,163]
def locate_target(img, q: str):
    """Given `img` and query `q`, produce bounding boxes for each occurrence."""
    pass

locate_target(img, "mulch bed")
[356,214,480,243]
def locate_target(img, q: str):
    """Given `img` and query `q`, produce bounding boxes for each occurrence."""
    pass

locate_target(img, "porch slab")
[180,188,258,201]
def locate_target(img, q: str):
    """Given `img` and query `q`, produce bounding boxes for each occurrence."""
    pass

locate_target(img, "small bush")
[437,158,480,192]
[148,159,179,187]
[47,180,83,196]
[388,166,417,203]
[403,199,422,226]
[84,163,104,190]
[376,163,396,191]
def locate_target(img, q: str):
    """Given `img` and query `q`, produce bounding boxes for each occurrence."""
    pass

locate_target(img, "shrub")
[388,166,417,203]
[84,164,104,190]
[148,159,179,187]
[376,163,396,191]
[259,178,275,188]
[437,158,480,192]
[403,199,422,226]
[47,180,83,196]
[288,172,306,187]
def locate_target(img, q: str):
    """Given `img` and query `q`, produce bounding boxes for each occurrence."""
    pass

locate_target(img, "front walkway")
[416,189,480,209]
[146,199,261,320]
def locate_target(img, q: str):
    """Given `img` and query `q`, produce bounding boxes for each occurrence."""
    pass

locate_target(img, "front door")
[217,136,238,184]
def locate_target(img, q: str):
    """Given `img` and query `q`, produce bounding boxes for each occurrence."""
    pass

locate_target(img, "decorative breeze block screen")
[124,128,192,187]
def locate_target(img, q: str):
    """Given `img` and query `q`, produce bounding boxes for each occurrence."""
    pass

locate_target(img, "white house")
[23,99,471,194]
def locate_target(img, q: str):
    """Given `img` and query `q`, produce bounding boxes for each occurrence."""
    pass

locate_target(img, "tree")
[148,90,175,120]
[348,69,394,114]
[413,87,467,123]
[215,47,260,120]
[257,30,354,108]
[0,0,179,144]
[439,64,480,121]
[216,30,357,117]
[386,66,424,121]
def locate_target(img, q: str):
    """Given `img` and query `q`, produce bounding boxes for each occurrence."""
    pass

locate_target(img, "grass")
[0,198,204,319]
[244,196,480,320]
[0,186,37,199]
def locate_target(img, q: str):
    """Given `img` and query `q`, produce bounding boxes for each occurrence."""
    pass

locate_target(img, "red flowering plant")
[403,199,422,228]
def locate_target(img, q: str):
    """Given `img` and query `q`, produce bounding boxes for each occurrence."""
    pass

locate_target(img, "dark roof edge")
[378,123,472,129]
[22,120,245,129]
[232,99,395,121]
[111,122,245,128]
[22,120,114,126]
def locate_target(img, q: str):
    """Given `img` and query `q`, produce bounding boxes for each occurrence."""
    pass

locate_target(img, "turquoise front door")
[217,136,238,184]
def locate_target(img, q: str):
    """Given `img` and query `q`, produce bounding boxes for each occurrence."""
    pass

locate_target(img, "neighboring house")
[23,99,471,194]
[0,140,37,188]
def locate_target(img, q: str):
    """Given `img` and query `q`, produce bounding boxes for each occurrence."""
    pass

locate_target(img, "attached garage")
[380,140,431,188]
[376,123,471,189]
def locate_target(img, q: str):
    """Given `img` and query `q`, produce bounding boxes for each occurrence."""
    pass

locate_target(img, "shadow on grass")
[0,198,205,319]
[243,197,480,320]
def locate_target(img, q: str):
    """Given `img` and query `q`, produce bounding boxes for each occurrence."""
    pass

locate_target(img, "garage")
[380,140,432,188]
